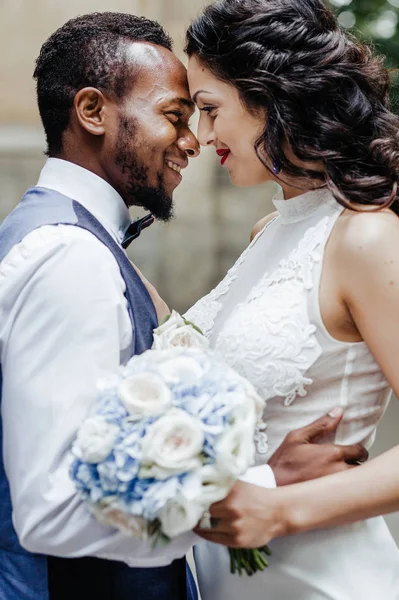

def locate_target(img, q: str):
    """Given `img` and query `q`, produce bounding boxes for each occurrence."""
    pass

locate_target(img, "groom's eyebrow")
[180,97,195,107]
[163,96,195,114]
[158,96,195,117]
[169,97,195,116]
[174,97,195,111]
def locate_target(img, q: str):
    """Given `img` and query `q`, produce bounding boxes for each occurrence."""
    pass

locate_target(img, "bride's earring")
[273,158,281,175]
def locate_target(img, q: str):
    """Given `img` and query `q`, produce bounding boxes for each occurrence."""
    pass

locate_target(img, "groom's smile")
[103,42,199,220]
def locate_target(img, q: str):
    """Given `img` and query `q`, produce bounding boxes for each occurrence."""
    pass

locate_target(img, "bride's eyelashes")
[199,106,218,117]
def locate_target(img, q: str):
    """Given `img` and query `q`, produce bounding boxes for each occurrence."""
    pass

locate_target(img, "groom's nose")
[177,132,200,158]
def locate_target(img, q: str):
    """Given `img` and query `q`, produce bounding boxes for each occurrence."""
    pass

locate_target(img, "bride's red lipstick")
[216,148,231,166]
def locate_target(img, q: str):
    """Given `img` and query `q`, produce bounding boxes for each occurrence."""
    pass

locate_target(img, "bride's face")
[188,55,272,187]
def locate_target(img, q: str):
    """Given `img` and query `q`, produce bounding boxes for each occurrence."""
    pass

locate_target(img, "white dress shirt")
[0,158,198,566]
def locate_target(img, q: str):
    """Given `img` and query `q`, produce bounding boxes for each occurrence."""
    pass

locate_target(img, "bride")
[183,0,399,598]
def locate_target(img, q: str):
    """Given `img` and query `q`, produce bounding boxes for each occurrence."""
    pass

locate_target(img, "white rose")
[152,325,209,351]
[241,377,266,421]
[158,356,204,385]
[226,367,266,421]
[153,310,186,336]
[140,409,204,479]
[215,420,256,477]
[91,499,148,539]
[196,464,234,505]
[230,392,258,427]
[118,373,172,420]
[158,494,205,538]
[75,416,120,464]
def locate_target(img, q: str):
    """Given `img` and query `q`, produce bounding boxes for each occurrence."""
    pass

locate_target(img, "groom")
[0,12,368,600]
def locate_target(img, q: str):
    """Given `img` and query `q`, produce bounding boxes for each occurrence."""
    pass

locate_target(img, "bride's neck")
[279,178,325,200]
[276,149,326,199]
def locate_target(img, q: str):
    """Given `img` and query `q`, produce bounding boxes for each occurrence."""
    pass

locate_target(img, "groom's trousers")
[47,555,198,599]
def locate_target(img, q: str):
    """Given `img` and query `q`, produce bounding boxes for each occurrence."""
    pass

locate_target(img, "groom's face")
[105,43,199,220]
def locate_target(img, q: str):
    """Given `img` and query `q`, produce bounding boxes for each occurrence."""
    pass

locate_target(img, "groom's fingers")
[334,443,369,465]
[296,408,345,443]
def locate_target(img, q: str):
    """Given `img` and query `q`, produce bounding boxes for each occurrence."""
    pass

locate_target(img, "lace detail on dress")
[254,420,268,454]
[214,217,330,410]
[184,278,231,340]
[185,222,275,338]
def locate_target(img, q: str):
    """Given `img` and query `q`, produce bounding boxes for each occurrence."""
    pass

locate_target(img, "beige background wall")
[0,0,398,547]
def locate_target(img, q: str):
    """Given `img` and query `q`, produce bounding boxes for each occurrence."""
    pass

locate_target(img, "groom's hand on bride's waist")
[268,407,369,486]
[194,408,368,549]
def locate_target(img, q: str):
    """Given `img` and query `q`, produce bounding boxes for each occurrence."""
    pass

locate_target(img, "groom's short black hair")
[33,12,173,156]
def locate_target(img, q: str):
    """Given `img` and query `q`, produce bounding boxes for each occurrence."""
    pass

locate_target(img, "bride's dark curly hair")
[185,0,399,213]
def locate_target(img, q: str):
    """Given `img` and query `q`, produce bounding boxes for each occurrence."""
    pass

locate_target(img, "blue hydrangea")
[70,347,255,532]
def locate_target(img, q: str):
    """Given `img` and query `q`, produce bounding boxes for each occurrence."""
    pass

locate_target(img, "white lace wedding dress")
[185,188,399,600]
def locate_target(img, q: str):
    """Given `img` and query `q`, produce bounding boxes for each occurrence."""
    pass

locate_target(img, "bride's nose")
[197,118,215,147]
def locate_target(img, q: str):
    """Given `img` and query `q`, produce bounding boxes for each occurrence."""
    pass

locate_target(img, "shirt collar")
[36,158,132,244]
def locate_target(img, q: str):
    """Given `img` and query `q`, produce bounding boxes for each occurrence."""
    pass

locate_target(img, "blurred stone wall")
[0,0,398,544]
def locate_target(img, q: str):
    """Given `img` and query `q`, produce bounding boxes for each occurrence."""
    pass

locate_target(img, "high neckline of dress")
[272,186,338,224]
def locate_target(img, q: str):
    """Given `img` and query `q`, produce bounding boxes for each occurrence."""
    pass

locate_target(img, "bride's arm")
[276,445,399,536]
[195,446,399,548]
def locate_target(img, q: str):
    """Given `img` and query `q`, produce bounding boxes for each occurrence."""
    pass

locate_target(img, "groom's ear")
[74,87,106,136]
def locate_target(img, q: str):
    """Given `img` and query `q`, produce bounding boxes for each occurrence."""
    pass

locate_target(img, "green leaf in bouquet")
[159,314,172,326]
[182,318,204,335]
[149,519,171,549]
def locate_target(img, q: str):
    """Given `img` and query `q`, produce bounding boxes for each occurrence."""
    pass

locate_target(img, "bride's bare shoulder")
[331,207,399,287]
[335,207,399,254]
[250,211,279,242]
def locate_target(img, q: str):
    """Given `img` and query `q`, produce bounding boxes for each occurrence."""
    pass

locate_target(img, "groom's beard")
[115,118,174,222]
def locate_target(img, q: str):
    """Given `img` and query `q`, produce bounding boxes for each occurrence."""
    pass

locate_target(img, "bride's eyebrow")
[192,90,213,103]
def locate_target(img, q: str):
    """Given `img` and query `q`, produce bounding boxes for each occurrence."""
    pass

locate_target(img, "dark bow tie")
[122,213,155,249]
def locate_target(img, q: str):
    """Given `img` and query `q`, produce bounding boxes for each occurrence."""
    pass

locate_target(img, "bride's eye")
[199,106,217,118]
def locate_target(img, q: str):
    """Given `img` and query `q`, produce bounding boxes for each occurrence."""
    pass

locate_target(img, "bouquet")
[70,313,270,575]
